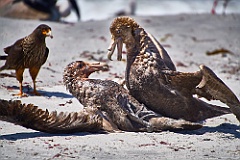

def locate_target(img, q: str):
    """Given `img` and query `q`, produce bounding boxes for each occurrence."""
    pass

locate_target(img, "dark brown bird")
[0,60,202,134]
[0,24,53,97]
[107,16,240,122]
[0,99,103,133]
[63,61,202,132]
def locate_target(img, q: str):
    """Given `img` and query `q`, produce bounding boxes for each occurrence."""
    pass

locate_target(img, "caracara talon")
[0,16,239,135]
[12,92,28,97]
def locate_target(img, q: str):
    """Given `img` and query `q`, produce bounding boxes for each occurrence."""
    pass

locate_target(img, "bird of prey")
[0,24,53,97]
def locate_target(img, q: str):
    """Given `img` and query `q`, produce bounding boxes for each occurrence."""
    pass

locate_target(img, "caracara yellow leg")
[29,67,41,96]
[12,68,27,97]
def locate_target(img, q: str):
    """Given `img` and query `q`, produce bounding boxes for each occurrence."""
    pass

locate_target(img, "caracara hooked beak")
[42,28,53,39]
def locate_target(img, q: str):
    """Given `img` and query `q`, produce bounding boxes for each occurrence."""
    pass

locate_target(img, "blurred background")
[0,0,240,23]
[76,0,240,21]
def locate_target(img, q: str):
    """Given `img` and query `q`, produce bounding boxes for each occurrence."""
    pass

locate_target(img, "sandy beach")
[0,14,240,159]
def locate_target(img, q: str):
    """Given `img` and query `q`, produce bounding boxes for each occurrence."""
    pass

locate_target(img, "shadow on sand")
[1,123,239,141]
[0,131,106,141]
[4,85,73,98]
[38,90,73,98]
[178,123,240,138]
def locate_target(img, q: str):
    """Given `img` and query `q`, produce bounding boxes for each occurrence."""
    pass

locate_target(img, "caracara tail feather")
[0,99,103,133]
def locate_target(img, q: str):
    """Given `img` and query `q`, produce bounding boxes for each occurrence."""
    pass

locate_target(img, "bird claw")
[12,92,28,97]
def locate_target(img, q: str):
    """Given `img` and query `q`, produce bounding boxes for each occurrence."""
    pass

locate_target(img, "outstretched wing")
[195,65,240,121]
[0,99,102,133]
[160,66,239,121]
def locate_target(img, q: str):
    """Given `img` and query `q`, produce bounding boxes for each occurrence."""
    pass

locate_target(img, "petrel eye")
[77,63,84,68]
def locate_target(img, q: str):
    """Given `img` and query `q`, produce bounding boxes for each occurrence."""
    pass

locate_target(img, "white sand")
[0,14,239,159]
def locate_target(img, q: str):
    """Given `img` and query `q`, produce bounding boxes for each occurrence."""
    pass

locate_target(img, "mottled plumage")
[63,61,202,132]
[0,24,53,97]
[0,99,102,133]
[108,16,239,122]
[0,61,202,134]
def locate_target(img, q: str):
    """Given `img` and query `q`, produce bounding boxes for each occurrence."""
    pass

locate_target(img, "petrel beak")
[107,37,123,61]
[86,62,109,73]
